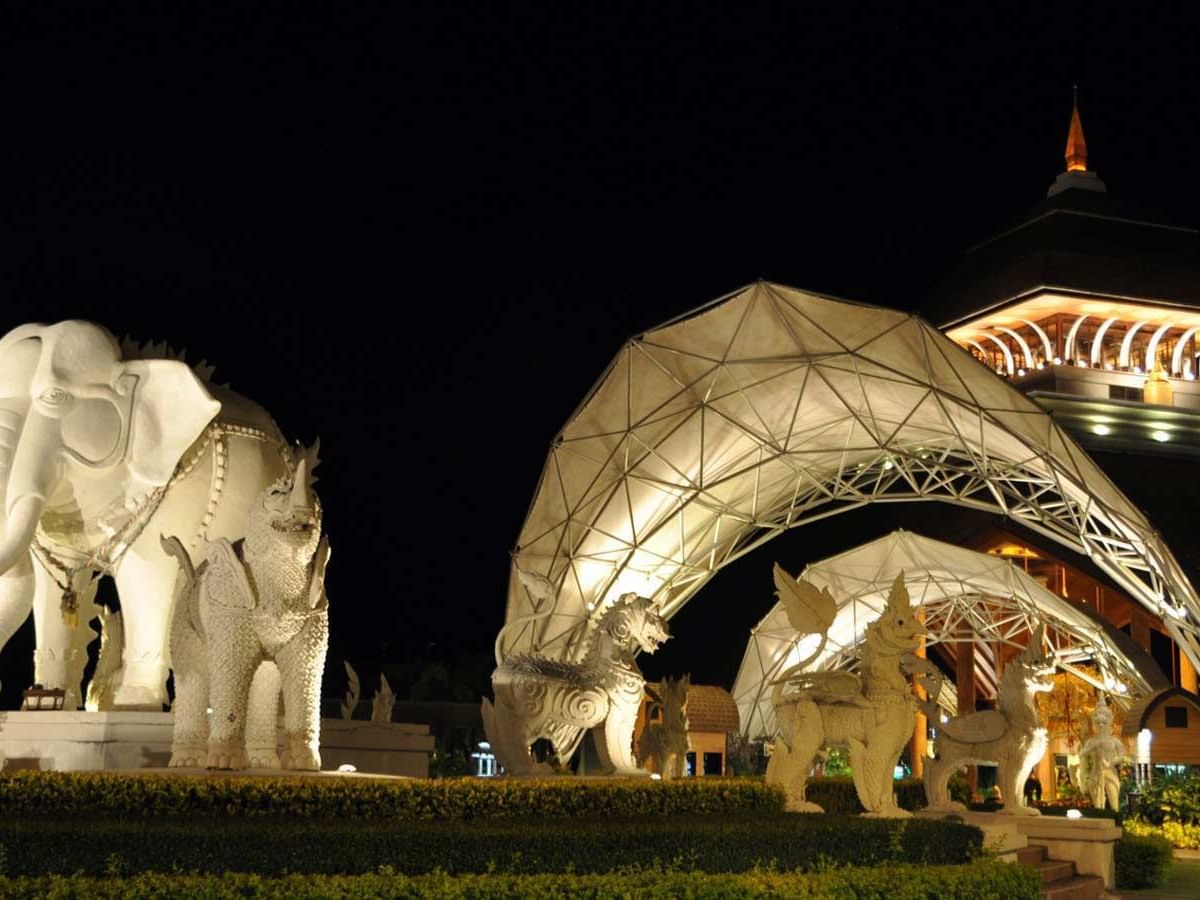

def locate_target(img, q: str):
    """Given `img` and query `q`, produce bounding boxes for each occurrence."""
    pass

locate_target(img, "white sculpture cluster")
[0,320,296,708]
[164,444,330,770]
[1077,695,1123,811]
[766,567,928,816]
[636,674,690,779]
[482,575,670,776]
[922,624,1055,816]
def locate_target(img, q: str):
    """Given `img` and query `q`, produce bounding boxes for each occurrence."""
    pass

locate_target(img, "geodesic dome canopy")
[501,282,1200,668]
[732,529,1157,740]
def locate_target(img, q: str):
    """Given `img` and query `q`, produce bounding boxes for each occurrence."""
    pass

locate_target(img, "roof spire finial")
[1065,86,1088,173]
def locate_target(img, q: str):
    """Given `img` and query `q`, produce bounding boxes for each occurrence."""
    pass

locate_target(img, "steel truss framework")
[504,283,1200,674]
[732,529,1155,740]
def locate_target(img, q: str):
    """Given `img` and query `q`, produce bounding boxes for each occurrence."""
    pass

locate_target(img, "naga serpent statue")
[482,574,670,776]
[766,566,928,816]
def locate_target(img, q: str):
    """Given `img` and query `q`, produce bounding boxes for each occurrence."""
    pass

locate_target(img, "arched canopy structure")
[731,530,1158,739]
[503,283,1200,668]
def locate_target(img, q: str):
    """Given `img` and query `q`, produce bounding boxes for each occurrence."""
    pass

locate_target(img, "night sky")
[2,6,1200,706]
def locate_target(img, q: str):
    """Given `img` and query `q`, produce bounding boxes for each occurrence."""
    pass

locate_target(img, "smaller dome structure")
[733,529,1158,739]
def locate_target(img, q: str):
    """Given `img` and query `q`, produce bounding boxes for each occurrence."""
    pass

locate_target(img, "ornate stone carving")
[1077,695,1123,811]
[923,624,1055,816]
[767,568,927,816]
[482,588,670,776]
[371,674,396,724]
[341,661,361,720]
[0,321,294,709]
[85,606,124,711]
[637,674,689,779]
[164,444,330,770]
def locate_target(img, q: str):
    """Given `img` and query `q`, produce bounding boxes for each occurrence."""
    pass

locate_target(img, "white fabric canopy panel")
[732,529,1155,740]
[502,282,1200,671]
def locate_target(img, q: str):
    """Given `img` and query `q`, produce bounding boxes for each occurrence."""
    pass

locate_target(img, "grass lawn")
[1118,860,1200,899]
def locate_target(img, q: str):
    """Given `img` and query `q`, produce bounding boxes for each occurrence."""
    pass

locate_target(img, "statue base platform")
[915,809,1121,888]
[0,711,435,778]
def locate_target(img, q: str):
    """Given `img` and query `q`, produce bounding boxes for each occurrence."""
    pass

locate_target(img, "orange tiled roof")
[650,682,740,734]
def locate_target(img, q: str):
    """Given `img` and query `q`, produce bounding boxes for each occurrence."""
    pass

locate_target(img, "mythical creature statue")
[163,443,330,770]
[923,624,1055,816]
[482,579,670,776]
[85,606,124,711]
[1076,695,1124,811]
[637,674,690,779]
[766,566,928,816]
[0,321,293,708]
[341,661,361,720]
[371,673,396,724]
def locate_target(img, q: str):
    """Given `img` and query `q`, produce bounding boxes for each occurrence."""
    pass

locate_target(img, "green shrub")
[1115,831,1173,889]
[804,775,927,814]
[0,861,1040,899]
[0,813,982,876]
[0,771,782,820]
[1138,772,1200,825]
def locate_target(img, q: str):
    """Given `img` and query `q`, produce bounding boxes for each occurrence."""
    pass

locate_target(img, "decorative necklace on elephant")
[32,484,169,628]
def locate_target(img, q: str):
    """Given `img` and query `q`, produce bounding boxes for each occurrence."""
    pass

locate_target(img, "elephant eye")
[41,387,69,405]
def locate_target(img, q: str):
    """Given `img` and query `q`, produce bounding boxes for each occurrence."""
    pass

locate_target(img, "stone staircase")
[1018,844,1105,900]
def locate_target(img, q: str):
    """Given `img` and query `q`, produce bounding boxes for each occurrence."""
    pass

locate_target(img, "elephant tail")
[160,534,196,596]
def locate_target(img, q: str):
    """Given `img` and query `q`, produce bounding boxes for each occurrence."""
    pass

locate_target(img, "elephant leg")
[245,661,282,768]
[112,549,179,708]
[205,616,262,770]
[275,613,328,771]
[0,551,33,654]
[30,560,75,692]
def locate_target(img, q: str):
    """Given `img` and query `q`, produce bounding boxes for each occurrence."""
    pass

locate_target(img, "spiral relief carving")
[555,686,607,727]
[482,593,672,776]
[515,678,547,718]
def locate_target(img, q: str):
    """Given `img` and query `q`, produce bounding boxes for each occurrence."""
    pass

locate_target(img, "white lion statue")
[482,589,669,776]
[923,624,1055,816]
[767,568,928,817]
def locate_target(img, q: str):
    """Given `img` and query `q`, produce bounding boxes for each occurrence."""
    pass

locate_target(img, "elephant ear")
[122,359,220,486]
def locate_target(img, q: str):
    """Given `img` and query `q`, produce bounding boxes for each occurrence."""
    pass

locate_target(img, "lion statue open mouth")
[482,591,669,776]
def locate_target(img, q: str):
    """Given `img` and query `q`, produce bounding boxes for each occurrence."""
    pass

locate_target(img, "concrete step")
[1017,844,1048,866]
[1038,873,1105,900]
[1035,859,1076,885]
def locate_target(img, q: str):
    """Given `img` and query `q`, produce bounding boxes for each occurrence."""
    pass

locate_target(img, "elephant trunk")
[0,404,50,576]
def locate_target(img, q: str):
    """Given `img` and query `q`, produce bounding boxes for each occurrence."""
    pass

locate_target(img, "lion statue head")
[601,592,670,654]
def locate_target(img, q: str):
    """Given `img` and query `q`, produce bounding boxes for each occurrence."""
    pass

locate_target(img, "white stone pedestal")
[0,711,435,777]
[915,809,1121,889]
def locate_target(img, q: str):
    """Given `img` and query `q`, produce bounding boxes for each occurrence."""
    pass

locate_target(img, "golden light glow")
[1065,100,1088,172]
[992,543,1040,559]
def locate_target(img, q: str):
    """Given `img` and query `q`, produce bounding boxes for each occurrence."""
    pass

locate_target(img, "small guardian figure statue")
[1078,695,1124,811]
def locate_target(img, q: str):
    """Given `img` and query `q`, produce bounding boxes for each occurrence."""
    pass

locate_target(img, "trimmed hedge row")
[0,814,983,876]
[0,771,782,820]
[1115,832,1174,889]
[0,862,1041,899]
[805,776,929,813]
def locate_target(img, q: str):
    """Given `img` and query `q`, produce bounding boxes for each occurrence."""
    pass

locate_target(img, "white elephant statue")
[0,320,292,708]
[162,445,330,770]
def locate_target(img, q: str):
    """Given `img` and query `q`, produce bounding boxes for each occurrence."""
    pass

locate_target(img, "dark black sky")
[2,5,1199,702]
